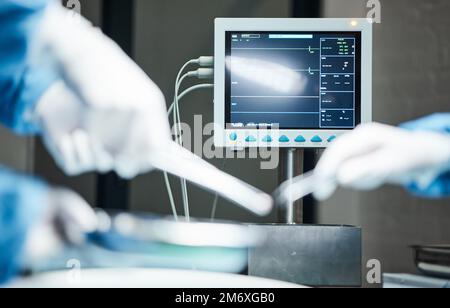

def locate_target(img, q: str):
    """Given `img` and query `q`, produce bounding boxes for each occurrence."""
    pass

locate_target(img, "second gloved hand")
[24,188,98,261]
[314,123,450,200]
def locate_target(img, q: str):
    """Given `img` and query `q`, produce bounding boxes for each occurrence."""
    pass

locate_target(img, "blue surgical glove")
[400,113,450,198]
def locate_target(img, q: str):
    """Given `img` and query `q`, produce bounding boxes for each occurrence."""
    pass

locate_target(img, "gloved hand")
[313,123,450,201]
[24,188,98,261]
[30,3,274,216]
[33,2,171,179]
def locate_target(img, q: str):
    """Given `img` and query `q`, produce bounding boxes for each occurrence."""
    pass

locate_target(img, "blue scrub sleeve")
[0,167,48,285]
[400,113,450,198]
[0,0,57,135]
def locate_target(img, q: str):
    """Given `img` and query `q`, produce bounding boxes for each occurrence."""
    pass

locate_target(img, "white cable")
[164,60,196,221]
[210,159,227,221]
[164,172,178,221]
[174,72,195,144]
[210,193,219,222]
[168,84,214,115]
[164,58,214,222]
[165,85,214,220]
[164,84,214,221]
[174,71,214,222]
[175,73,194,221]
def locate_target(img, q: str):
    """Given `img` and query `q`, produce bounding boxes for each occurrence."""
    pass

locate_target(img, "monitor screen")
[225,31,361,130]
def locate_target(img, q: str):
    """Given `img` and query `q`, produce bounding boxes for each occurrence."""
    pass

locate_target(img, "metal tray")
[412,245,450,279]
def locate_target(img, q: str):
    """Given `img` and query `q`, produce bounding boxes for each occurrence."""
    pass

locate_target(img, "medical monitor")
[214,18,372,148]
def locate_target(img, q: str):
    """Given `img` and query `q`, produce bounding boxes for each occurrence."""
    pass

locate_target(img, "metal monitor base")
[247,149,362,287]
[248,224,362,287]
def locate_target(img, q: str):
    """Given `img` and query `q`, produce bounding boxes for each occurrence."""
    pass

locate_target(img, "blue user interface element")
[226,32,360,130]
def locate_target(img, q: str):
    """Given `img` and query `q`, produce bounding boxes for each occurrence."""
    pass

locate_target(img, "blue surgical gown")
[0,0,54,284]
[401,113,450,198]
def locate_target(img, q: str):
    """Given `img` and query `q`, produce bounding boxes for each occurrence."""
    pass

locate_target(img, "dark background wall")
[0,128,31,173]
[0,0,448,279]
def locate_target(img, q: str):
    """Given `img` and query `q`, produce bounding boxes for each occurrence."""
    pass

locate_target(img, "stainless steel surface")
[278,148,305,224]
[248,224,362,287]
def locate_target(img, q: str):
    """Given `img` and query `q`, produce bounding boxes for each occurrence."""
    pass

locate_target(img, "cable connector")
[184,68,214,80]
[198,56,214,67]
[195,68,214,79]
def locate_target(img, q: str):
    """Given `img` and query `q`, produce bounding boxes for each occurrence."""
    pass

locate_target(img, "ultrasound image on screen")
[225,32,361,130]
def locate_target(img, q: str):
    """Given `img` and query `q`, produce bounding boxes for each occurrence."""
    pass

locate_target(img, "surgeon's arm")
[0,168,48,284]
[400,113,450,197]
[0,0,56,135]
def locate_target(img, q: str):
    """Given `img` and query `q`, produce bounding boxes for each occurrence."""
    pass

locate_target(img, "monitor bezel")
[214,18,373,148]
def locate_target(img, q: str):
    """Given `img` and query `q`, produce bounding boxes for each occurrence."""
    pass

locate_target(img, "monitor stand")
[247,148,363,287]
[278,148,308,224]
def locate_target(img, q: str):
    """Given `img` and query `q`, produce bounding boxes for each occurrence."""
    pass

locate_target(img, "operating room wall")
[0,129,32,173]
[320,0,450,277]
[129,0,292,222]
